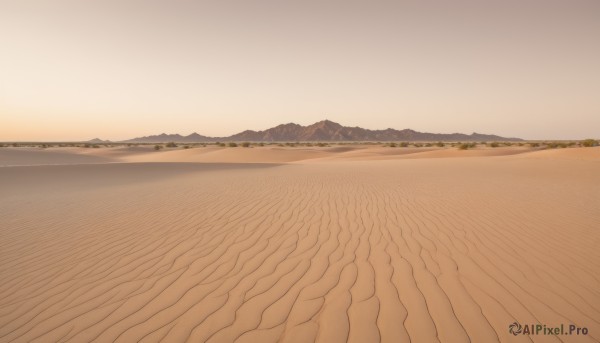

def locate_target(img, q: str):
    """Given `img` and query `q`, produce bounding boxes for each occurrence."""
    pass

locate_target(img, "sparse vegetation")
[436,142,444,147]
[219,143,226,147]
[581,139,598,147]
[458,142,476,150]
[489,142,500,148]
[165,142,177,148]
[413,143,423,147]
[154,145,162,151]
[399,142,409,147]
[241,142,250,147]
[316,143,327,147]
[183,145,190,149]
[388,142,397,147]
[228,142,238,147]
[529,142,540,147]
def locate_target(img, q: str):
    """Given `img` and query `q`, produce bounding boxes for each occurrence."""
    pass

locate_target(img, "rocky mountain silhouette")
[122,120,522,142]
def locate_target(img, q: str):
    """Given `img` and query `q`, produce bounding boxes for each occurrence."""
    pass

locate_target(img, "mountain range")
[119,120,522,143]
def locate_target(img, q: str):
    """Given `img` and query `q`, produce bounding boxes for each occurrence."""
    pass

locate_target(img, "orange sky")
[1,0,599,141]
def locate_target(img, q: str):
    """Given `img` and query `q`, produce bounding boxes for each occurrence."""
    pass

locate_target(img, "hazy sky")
[1,0,599,141]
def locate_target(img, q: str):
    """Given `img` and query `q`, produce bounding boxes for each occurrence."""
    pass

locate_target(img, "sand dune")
[0,147,599,342]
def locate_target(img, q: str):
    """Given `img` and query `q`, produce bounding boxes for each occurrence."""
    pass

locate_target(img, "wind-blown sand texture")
[1,146,599,342]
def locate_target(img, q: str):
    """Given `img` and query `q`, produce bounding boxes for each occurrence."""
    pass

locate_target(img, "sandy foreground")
[0,146,599,342]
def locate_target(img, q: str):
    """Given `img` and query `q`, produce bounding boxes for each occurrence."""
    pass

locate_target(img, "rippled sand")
[1,146,599,342]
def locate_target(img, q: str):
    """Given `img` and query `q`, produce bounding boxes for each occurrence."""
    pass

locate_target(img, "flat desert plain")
[0,145,599,342]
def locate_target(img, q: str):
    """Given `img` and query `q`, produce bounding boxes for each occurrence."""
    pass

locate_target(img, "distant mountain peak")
[121,120,522,142]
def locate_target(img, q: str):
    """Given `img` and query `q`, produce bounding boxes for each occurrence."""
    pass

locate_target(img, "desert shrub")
[40,144,47,148]
[305,143,313,147]
[489,142,500,148]
[413,143,423,147]
[92,144,100,148]
[517,142,523,146]
[0,144,4,147]
[504,142,513,146]
[241,142,250,147]
[581,139,598,147]
[546,142,559,149]
[219,143,226,147]
[228,142,238,147]
[398,142,409,147]
[480,141,487,145]
[258,142,265,146]
[183,145,190,149]
[316,142,327,147]
[425,143,432,147]
[83,143,91,148]
[389,142,397,147]
[458,143,477,150]
[529,142,540,147]
[165,142,177,148]
[154,145,162,150]
[436,142,444,147]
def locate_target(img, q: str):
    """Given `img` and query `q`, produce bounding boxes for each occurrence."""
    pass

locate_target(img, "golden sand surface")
[1,146,598,342]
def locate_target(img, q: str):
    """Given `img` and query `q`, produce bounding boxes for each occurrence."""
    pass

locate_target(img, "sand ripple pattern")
[1,159,599,342]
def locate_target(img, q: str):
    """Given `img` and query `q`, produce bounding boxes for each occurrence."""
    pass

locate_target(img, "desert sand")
[0,145,599,342]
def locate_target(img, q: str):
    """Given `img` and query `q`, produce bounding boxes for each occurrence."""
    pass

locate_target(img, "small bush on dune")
[489,142,500,148]
[425,143,432,147]
[582,139,598,147]
[316,142,327,147]
[228,142,238,147]
[389,142,397,147]
[241,142,250,147]
[83,143,91,148]
[458,142,477,150]
[92,144,100,148]
[183,145,190,149]
[413,143,423,147]
[166,142,177,148]
[219,143,226,147]
[399,142,409,147]
[436,142,445,147]
[504,142,513,146]
[154,145,162,151]
[529,142,540,147]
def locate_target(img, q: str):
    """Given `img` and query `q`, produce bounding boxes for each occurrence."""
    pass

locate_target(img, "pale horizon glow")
[1,0,599,141]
